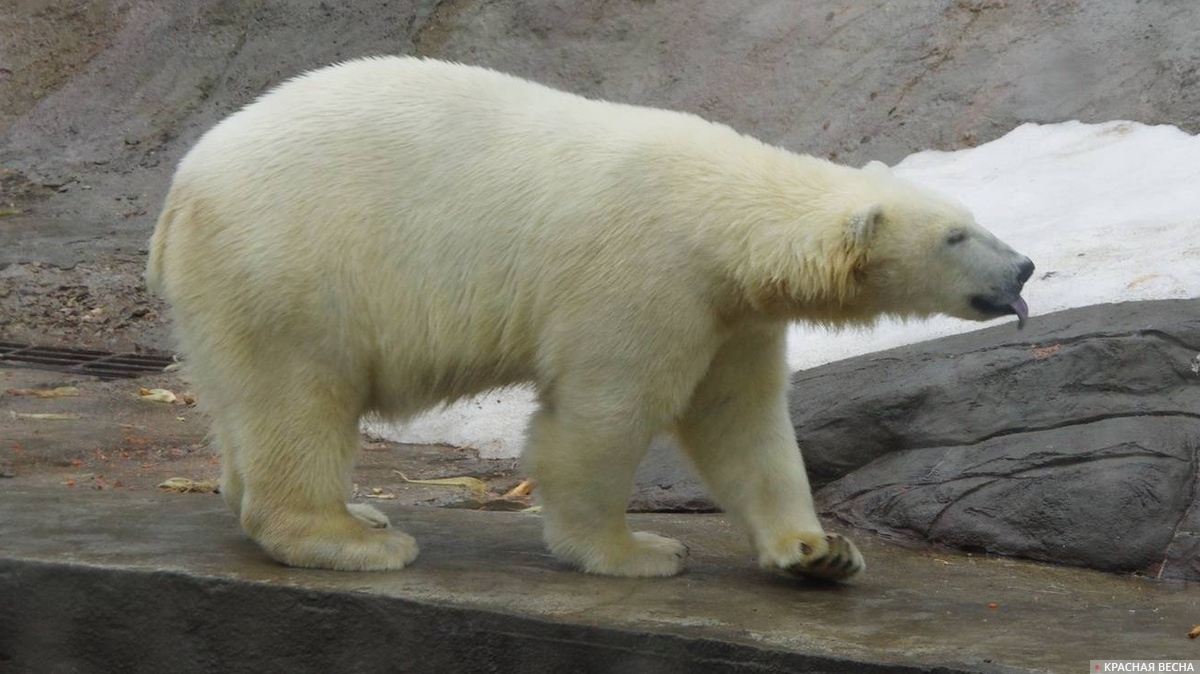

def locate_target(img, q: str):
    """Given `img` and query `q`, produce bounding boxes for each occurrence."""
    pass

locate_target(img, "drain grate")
[0,341,175,379]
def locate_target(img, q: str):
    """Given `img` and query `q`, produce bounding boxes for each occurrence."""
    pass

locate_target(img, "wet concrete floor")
[2,480,1198,673]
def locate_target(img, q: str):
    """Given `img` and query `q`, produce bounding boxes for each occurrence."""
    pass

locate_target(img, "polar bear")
[146,56,1033,581]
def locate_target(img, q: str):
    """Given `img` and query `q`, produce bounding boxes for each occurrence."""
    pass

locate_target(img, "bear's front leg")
[526,406,689,577]
[676,326,865,582]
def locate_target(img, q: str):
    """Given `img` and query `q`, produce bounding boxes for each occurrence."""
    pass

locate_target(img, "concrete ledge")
[1,486,1196,673]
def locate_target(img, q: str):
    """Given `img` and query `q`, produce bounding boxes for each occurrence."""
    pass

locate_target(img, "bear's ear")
[863,160,891,175]
[847,204,883,250]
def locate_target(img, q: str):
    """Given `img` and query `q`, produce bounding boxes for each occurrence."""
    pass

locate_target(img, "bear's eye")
[946,230,967,245]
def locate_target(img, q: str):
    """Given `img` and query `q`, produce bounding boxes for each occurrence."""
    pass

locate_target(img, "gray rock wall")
[3,0,1200,266]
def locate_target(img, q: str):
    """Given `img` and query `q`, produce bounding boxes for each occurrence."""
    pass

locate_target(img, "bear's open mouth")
[970,295,1030,329]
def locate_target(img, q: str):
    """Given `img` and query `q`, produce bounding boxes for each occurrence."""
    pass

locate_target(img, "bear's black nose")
[1017,257,1035,284]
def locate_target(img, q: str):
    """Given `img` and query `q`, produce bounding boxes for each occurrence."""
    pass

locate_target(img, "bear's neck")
[676,144,880,326]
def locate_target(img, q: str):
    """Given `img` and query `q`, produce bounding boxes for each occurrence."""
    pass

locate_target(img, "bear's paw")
[561,531,690,578]
[769,532,865,582]
[256,513,420,571]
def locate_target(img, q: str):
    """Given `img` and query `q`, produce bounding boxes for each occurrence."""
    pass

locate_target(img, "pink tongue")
[1011,296,1029,330]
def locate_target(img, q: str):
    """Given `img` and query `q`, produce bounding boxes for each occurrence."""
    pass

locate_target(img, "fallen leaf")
[1126,273,1161,289]
[364,487,397,499]
[502,479,536,499]
[394,470,488,497]
[138,388,177,404]
[162,362,184,373]
[10,411,82,421]
[180,391,197,405]
[157,477,219,493]
[1030,344,1061,360]
[5,386,82,398]
[1189,624,1200,639]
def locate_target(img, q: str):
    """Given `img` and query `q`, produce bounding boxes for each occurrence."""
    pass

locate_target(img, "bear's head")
[839,161,1034,328]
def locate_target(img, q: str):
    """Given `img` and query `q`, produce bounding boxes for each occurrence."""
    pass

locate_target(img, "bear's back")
[162,56,759,295]
[177,57,712,192]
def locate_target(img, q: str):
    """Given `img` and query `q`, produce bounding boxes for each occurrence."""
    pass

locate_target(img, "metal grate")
[0,341,175,379]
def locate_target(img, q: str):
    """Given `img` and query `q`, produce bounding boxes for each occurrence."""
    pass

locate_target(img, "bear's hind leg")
[676,327,864,582]
[228,374,418,571]
[526,406,688,577]
[215,408,394,529]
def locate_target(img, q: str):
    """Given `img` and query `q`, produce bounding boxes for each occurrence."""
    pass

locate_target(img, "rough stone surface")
[788,299,1200,579]
[630,437,716,513]
[818,418,1197,573]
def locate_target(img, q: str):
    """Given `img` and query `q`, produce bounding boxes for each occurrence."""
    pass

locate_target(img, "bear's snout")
[966,253,1034,328]
[1017,257,1035,285]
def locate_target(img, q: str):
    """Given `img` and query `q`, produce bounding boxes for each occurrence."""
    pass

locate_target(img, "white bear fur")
[147,56,1031,578]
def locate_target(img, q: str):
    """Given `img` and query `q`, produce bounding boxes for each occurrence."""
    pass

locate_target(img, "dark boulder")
[816,417,1196,573]
[793,298,1200,579]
